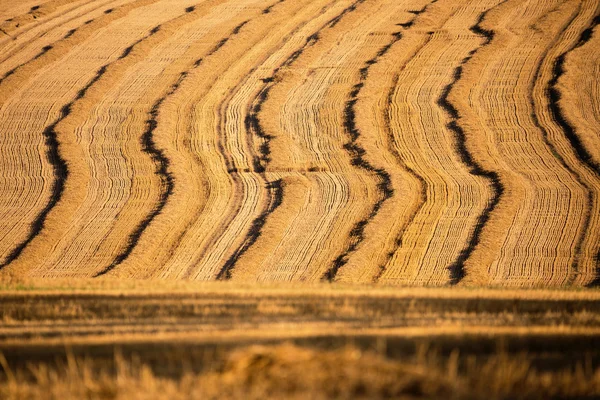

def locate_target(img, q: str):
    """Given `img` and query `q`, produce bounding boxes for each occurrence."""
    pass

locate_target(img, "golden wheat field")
[0,0,599,398]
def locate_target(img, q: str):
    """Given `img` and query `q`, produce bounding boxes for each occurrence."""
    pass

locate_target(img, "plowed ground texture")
[0,0,600,398]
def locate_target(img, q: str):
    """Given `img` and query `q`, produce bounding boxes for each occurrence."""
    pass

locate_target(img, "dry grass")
[0,286,598,400]
[1,343,599,400]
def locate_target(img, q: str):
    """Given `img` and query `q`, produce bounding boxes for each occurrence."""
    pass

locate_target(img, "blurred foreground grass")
[1,343,599,400]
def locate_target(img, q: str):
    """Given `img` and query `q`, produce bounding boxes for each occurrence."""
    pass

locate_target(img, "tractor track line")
[440,1,508,285]
[216,0,368,280]
[94,15,255,277]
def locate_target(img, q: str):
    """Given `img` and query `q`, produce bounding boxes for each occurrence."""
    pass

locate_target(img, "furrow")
[0,43,53,84]
[230,0,456,283]
[363,6,464,285]
[528,3,593,286]
[0,0,165,269]
[0,1,156,268]
[175,2,297,280]
[440,2,508,285]
[557,7,600,286]
[216,180,283,280]
[216,0,368,280]
[1,21,166,272]
[452,0,595,287]
[549,15,600,177]
[261,0,284,14]
[0,63,106,271]
[545,12,600,287]
[111,0,339,280]
[374,0,496,286]
[369,7,450,283]
[214,13,291,280]
[95,14,256,277]
[34,0,254,278]
[322,0,438,283]
[0,1,47,23]
[320,36,397,282]
[3,0,597,286]
[1,0,205,278]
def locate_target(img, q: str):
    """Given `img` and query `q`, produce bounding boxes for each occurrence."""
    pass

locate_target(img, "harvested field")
[0,0,599,397]
[0,0,598,285]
